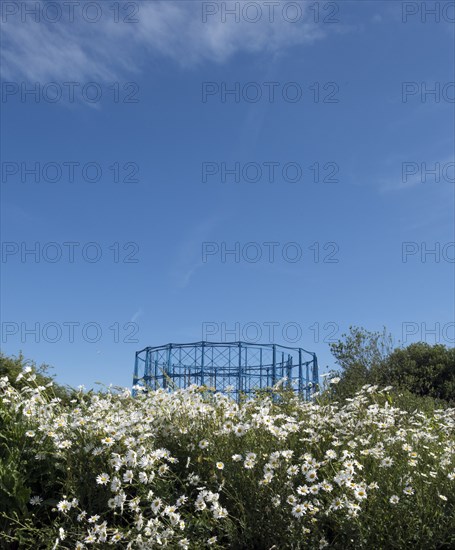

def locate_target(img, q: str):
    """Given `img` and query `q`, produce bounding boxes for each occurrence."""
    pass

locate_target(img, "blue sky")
[1,0,454,390]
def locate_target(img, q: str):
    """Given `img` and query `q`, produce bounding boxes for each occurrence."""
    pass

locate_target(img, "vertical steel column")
[133,352,139,385]
[147,350,152,387]
[179,347,182,388]
[144,349,150,380]
[260,348,263,389]
[164,344,172,389]
[272,344,276,386]
[213,345,216,389]
[228,346,231,389]
[312,353,319,395]
[298,349,303,396]
[238,342,242,396]
[201,342,205,386]
[306,361,310,400]
[193,345,197,385]
[287,354,292,388]
[245,345,248,394]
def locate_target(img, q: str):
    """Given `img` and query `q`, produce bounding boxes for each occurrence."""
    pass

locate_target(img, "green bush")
[372,343,455,403]
[0,353,70,402]
[0,369,454,549]
[329,327,455,405]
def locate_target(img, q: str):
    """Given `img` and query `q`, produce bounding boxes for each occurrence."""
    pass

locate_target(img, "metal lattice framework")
[133,341,318,401]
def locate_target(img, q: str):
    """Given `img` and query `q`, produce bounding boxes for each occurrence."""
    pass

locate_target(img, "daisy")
[195,500,206,511]
[139,471,148,483]
[244,459,255,469]
[380,457,394,468]
[331,497,344,510]
[354,487,367,501]
[57,500,71,513]
[151,498,162,513]
[123,470,134,483]
[234,425,247,436]
[292,504,305,518]
[176,496,188,507]
[297,485,310,496]
[262,472,273,484]
[213,506,228,519]
[287,465,299,476]
[96,473,110,485]
[305,469,318,483]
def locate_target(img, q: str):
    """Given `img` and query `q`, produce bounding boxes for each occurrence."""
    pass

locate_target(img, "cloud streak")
[1,1,328,82]
[170,214,226,289]
[379,155,455,192]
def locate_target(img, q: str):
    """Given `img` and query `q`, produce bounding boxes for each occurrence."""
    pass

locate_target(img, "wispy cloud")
[170,214,226,289]
[1,1,329,81]
[130,308,143,323]
[378,155,454,192]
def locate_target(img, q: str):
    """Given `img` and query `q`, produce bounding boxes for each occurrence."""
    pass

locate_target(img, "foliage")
[0,353,70,402]
[329,327,455,405]
[372,343,455,404]
[329,326,394,400]
[0,369,454,549]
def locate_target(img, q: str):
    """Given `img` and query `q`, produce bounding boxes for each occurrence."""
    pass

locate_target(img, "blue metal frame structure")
[133,341,318,401]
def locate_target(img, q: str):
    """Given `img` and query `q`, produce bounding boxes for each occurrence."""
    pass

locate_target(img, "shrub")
[1,371,454,549]
[372,343,455,404]
[329,328,455,405]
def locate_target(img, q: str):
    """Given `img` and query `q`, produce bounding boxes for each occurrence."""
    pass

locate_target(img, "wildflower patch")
[0,374,454,548]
